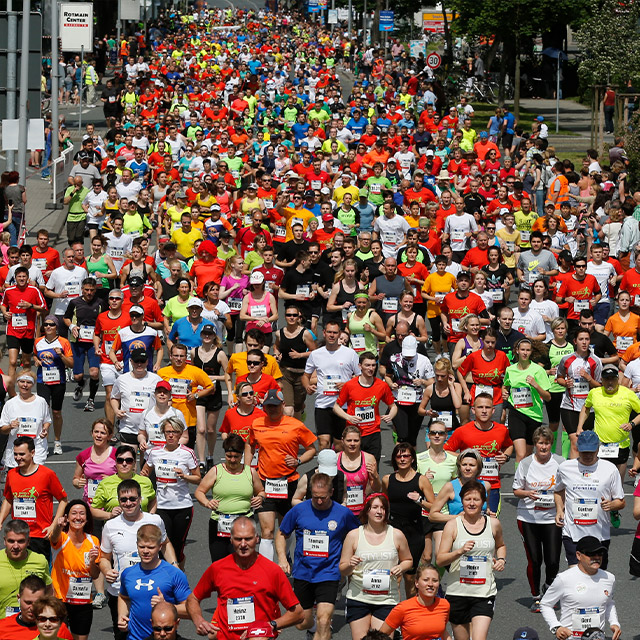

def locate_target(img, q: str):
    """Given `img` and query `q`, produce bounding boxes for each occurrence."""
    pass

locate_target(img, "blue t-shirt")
[120,560,191,640]
[168,316,215,348]
[280,500,358,582]
[504,112,516,134]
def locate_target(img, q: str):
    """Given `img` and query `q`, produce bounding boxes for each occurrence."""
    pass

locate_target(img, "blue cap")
[479,131,488,138]
[577,430,600,452]
[536,116,544,122]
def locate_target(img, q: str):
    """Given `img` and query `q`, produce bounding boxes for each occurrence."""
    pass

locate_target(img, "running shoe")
[199,462,206,475]
[84,399,95,412]
[530,599,541,613]
[93,592,107,609]
[73,385,83,401]
[53,441,63,455]
[610,510,621,528]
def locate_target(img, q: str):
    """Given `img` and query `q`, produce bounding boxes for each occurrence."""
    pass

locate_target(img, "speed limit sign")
[426,52,442,70]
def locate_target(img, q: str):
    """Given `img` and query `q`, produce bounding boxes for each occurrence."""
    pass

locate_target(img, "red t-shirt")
[460,247,490,271]
[557,274,601,320]
[219,406,266,441]
[0,614,73,640]
[192,554,299,640]
[121,296,163,325]
[236,373,280,407]
[397,262,430,304]
[440,292,486,344]
[190,259,226,295]
[1,285,46,338]
[94,311,128,364]
[336,377,395,436]
[620,269,640,306]
[456,350,510,404]
[549,269,575,311]
[32,247,61,280]
[444,421,513,488]
[4,465,67,539]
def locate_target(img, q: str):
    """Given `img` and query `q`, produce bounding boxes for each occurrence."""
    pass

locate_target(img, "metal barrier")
[52,146,74,205]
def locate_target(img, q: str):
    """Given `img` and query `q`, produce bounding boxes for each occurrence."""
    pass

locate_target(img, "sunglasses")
[152,626,176,632]
[109,296,122,300]
[396,453,412,459]
[430,430,446,436]
[286,313,299,317]
[37,616,60,623]
[119,495,139,503]
[247,361,262,366]
[240,391,254,397]
[116,457,135,464]
[43,322,56,327]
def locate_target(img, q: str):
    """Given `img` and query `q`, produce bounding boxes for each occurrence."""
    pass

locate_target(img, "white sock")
[259,538,274,561]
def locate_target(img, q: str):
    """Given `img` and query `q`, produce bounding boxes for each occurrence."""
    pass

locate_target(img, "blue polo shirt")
[120,560,191,640]
[168,316,214,348]
[280,499,358,582]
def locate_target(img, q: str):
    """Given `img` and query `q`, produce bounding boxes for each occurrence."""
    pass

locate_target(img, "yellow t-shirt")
[282,207,316,242]
[334,185,360,207]
[422,272,458,318]
[158,364,214,427]
[496,228,521,268]
[170,227,203,258]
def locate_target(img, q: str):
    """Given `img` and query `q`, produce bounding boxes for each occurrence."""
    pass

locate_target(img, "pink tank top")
[246,291,273,334]
[337,451,369,514]
[75,446,117,504]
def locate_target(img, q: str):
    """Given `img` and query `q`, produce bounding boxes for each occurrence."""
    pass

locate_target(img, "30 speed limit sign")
[426,52,442,70]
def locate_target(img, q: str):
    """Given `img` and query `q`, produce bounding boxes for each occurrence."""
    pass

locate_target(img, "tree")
[573,0,640,87]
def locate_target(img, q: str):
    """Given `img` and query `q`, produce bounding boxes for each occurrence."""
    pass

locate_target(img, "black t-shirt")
[278,239,309,263]
[282,267,315,317]
[364,257,384,281]
[496,329,521,363]
[464,193,487,217]
[482,263,511,288]
[566,329,617,360]
[380,338,428,372]
[63,296,105,327]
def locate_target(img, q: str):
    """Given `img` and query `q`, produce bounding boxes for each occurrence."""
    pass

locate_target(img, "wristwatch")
[296,457,302,466]
[551,626,561,636]
[269,620,278,634]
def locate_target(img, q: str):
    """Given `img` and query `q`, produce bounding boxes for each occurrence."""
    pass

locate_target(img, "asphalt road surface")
[35,388,640,640]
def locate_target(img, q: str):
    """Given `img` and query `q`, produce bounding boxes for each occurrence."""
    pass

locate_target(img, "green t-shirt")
[162,295,198,324]
[91,473,156,512]
[0,549,52,617]
[585,385,640,448]
[503,361,550,421]
[244,250,265,271]
[366,176,392,205]
[548,342,574,393]
[65,185,89,221]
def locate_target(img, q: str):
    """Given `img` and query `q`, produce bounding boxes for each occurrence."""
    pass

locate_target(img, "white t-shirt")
[444,213,478,252]
[512,307,546,339]
[201,301,231,340]
[513,453,563,524]
[555,458,624,541]
[105,233,133,273]
[587,260,616,302]
[146,445,198,509]
[540,566,618,633]
[111,372,162,434]
[116,180,143,200]
[0,396,51,468]
[82,189,108,220]
[623,358,640,390]
[141,406,187,449]
[46,266,88,315]
[557,353,602,411]
[374,215,411,258]
[530,299,560,342]
[305,345,361,409]
[100,513,167,596]
[5,264,45,289]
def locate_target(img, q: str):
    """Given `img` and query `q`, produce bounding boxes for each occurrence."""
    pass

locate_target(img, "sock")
[77,377,85,388]
[259,538,274,561]
[562,430,571,459]
[89,378,99,400]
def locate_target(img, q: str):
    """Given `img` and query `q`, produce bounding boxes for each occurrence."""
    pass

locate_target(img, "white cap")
[250,271,265,285]
[187,297,204,308]
[402,335,418,357]
[317,449,338,476]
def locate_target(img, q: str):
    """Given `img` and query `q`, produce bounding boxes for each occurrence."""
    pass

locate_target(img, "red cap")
[155,380,172,393]
[322,213,334,222]
[198,239,218,257]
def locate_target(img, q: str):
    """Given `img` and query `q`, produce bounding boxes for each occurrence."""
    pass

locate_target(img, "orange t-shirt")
[219,406,266,441]
[605,312,640,354]
[384,596,450,640]
[51,531,101,604]
[157,364,214,427]
[249,416,317,483]
[227,352,282,380]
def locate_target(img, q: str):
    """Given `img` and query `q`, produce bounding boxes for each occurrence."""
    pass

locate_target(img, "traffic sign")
[426,52,442,69]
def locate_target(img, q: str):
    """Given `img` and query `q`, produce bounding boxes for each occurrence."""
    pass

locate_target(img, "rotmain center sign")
[59,3,93,52]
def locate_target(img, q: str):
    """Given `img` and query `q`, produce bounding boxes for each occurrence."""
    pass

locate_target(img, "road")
[40,390,640,640]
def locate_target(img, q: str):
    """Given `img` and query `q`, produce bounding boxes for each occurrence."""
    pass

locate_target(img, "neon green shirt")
[504,361,550,421]
[585,385,640,448]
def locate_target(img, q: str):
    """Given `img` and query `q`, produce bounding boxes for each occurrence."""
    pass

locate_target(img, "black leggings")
[517,519,562,597]
[157,506,193,563]
[429,316,443,343]
[393,404,423,447]
[209,517,234,563]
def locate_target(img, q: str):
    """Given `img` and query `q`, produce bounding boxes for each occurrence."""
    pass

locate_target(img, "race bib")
[512,387,533,409]
[572,378,589,399]
[571,498,598,525]
[490,289,503,302]
[11,313,27,328]
[228,299,242,312]
[460,555,488,584]
[355,406,375,426]
[147,423,166,447]
[129,391,151,413]
[5,606,19,617]
[520,230,531,242]
[303,530,329,557]
[13,497,36,520]
[381,298,398,313]
[451,319,461,332]
[616,336,633,352]
[227,597,255,630]
[87,478,100,499]
[323,374,341,396]
[109,248,124,259]
[451,230,466,242]
[264,199,274,210]
[437,411,453,430]
[574,300,590,312]
[397,386,417,405]
[572,607,603,637]
[296,285,310,299]
[381,231,396,245]
[346,485,364,508]
[252,304,267,318]
[41,362,63,385]
[122,551,141,569]
[156,459,179,483]
[534,490,554,510]
[265,477,288,499]
[17,417,38,437]
[217,513,240,537]
[362,569,391,594]
[65,282,81,297]
[478,458,499,480]
[169,378,190,399]
[66,577,92,604]
[274,225,286,239]
[598,442,620,459]
[79,325,95,342]
[33,258,48,271]
[350,334,366,352]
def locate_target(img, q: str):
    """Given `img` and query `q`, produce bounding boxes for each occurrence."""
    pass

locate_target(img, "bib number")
[397,386,417,405]
[437,411,453,430]
[616,336,633,352]
[571,498,598,525]
[460,555,488,584]
[265,477,288,499]
[303,531,329,557]
[252,304,267,318]
[11,313,27,328]
[296,285,310,299]
[87,478,100,499]
[346,485,364,508]
[228,299,242,312]
[572,608,603,637]
[156,459,179,483]
[381,298,398,313]
[534,490,554,510]
[13,497,36,520]
[362,569,390,594]
[79,325,95,342]
[512,387,533,409]
[598,442,620,459]
[350,334,366,352]
[129,391,151,413]
[323,374,341,396]
[43,367,61,384]
[217,513,240,537]
[169,378,190,399]
[227,597,255,630]
[17,417,38,437]
[478,458,499,481]
[66,577,92,604]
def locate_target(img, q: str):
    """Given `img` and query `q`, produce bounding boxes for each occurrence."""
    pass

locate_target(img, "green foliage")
[623,112,640,188]
[573,0,640,86]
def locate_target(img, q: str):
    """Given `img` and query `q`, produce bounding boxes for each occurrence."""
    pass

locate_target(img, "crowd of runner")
[0,4,637,640]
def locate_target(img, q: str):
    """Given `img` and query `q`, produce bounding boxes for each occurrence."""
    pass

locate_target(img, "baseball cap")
[219,229,232,239]
[601,365,619,378]
[285,171,300,179]
[247,182,258,190]
[457,271,472,280]
[418,218,430,228]
[577,430,600,452]
[130,348,148,363]
[78,151,90,160]
[536,116,544,122]
[558,250,573,263]
[128,276,144,288]
[155,380,172,393]
[322,213,334,222]
[106,160,116,167]
[201,324,216,334]
[479,131,488,138]
[359,188,369,198]
[187,297,204,308]
[401,335,418,357]
[250,271,265,285]
[317,449,338,476]
[513,628,539,640]
[576,536,607,555]
[320,187,331,195]
[129,305,144,316]
[262,389,285,406]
